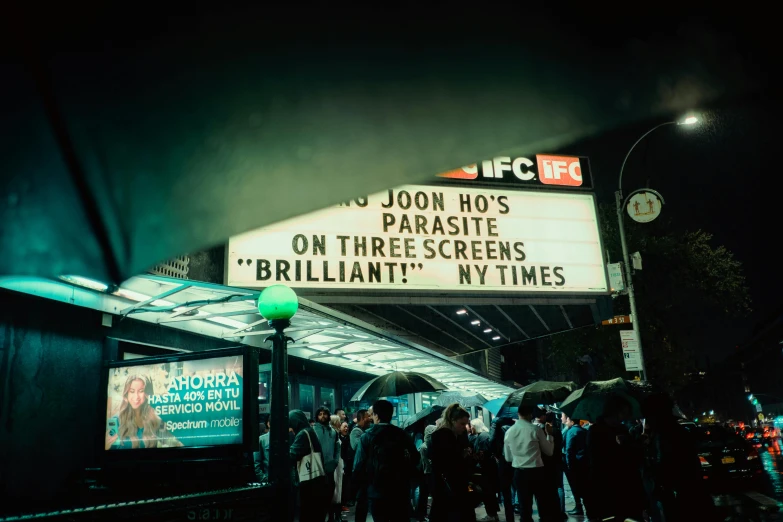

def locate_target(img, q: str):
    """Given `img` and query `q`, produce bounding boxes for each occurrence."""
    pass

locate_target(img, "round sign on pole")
[627,191,663,223]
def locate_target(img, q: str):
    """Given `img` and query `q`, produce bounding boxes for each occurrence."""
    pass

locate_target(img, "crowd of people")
[255,391,711,522]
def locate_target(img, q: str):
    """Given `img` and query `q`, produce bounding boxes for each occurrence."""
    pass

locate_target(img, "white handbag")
[297,430,326,483]
[331,456,344,504]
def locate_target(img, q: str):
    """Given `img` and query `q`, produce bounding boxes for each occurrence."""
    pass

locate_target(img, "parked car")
[684,425,763,481]
[738,427,777,448]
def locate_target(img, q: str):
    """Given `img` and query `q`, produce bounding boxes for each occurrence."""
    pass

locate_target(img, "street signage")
[436,154,592,189]
[627,191,662,223]
[607,262,625,292]
[227,185,608,295]
[602,315,632,326]
[620,330,642,371]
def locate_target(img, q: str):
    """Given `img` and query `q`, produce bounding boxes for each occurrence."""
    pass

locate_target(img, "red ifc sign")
[537,155,583,186]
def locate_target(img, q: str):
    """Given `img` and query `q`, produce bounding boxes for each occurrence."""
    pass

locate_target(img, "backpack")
[368,428,418,489]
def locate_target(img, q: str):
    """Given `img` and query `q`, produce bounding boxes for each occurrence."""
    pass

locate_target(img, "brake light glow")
[699,456,711,467]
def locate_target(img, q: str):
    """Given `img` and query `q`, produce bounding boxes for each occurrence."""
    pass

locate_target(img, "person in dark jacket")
[339,421,353,509]
[587,395,645,522]
[534,408,564,521]
[415,424,438,522]
[253,418,271,482]
[289,409,329,522]
[561,413,588,516]
[430,403,475,522]
[353,399,420,522]
[491,416,516,522]
[641,393,715,521]
[472,418,500,521]
[350,409,372,522]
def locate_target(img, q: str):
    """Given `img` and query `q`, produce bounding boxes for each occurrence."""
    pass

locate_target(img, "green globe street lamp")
[258,284,298,519]
[258,284,299,322]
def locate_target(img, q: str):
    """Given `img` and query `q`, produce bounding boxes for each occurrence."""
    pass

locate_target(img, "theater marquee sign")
[227,185,608,294]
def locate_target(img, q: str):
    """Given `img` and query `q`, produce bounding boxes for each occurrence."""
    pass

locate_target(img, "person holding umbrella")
[561,413,588,517]
[586,394,645,522]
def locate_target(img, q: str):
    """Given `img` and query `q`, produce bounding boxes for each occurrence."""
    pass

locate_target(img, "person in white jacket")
[503,404,555,522]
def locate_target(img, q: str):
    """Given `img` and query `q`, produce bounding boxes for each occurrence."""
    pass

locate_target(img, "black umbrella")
[559,378,644,422]
[350,371,447,402]
[402,405,445,432]
[3,10,764,282]
[497,381,577,418]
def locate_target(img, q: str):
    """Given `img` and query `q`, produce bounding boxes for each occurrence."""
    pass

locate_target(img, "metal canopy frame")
[494,304,531,339]
[0,274,515,399]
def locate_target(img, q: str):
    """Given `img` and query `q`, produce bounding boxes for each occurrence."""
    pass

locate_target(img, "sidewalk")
[340,483,583,522]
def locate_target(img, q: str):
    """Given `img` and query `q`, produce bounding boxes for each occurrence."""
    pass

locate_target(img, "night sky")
[561,92,783,363]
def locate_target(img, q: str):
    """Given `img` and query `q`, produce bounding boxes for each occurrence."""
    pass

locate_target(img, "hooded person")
[289,410,329,522]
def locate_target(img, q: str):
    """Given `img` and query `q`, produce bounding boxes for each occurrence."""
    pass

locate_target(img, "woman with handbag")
[429,404,476,522]
[290,409,329,522]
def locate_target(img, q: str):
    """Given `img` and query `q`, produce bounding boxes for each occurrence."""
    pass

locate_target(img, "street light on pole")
[616,115,699,382]
[258,284,299,522]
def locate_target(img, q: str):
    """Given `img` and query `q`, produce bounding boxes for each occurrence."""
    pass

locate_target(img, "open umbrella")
[3,10,762,283]
[482,398,506,416]
[497,381,577,418]
[402,405,445,432]
[350,371,447,402]
[483,398,517,419]
[435,391,488,409]
[559,378,644,422]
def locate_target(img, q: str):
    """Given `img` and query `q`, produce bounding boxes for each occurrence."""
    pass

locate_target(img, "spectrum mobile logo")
[437,155,584,187]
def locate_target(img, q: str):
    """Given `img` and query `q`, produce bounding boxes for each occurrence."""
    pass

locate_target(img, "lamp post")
[257,284,298,521]
[616,116,698,382]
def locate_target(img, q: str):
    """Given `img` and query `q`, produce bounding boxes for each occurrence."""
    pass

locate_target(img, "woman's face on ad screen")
[127,379,147,410]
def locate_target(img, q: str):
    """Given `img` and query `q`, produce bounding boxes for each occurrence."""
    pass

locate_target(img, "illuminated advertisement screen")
[105,355,244,450]
[227,185,607,294]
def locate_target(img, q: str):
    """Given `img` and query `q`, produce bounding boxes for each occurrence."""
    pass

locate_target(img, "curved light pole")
[616,116,698,382]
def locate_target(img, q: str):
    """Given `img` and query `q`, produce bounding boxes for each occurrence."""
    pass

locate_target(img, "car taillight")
[699,456,711,467]
[746,433,754,439]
